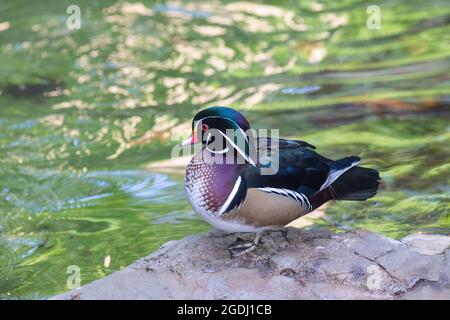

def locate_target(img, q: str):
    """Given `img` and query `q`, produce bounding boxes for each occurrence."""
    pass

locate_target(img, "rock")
[347,230,401,260]
[53,228,450,300]
[402,233,450,255]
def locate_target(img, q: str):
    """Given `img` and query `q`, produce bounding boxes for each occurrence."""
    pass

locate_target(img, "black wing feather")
[243,137,332,194]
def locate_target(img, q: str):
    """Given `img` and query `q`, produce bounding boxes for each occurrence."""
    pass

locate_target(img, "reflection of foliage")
[301,118,450,239]
[1,0,449,166]
[0,169,210,298]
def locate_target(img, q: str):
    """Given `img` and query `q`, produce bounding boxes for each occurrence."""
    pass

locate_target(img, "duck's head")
[181,106,256,165]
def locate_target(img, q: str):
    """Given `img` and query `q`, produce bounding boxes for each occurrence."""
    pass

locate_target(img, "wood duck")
[181,106,380,257]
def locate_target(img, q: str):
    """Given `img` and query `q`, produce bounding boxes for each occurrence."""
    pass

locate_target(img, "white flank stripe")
[258,187,312,212]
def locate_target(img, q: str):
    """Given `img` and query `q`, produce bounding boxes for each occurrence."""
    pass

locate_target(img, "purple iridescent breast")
[185,150,241,215]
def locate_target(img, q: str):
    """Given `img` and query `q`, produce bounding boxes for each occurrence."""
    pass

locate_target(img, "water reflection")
[0,0,449,298]
[0,169,208,298]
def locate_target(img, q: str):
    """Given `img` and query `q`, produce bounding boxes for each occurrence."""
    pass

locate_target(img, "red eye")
[201,123,209,131]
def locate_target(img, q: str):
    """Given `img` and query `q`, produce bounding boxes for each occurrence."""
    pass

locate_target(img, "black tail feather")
[330,166,380,201]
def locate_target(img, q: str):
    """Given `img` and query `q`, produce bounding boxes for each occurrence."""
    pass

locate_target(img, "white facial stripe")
[218,130,256,166]
[197,116,250,144]
[205,132,230,154]
[197,116,244,130]
[195,115,256,166]
[207,146,229,154]
[238,127,249,143]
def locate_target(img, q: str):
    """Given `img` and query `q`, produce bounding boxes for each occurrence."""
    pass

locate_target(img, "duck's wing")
[243,137,359,206]
[256,137,316,150]
[219,138,323,215]
[245,138,330,194]
[220,137,360,215]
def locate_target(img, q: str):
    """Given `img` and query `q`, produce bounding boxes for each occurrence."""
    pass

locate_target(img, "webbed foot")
[227,232,263,258]
[227,239,257,258]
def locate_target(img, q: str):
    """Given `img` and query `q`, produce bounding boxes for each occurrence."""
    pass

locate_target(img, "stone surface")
[53,228,450,300]
[402,233,450,255]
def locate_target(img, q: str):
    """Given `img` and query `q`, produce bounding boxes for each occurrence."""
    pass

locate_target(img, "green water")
[0,0,449,299]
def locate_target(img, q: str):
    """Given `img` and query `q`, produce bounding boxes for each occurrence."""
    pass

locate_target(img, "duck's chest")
[184,153,239,216]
